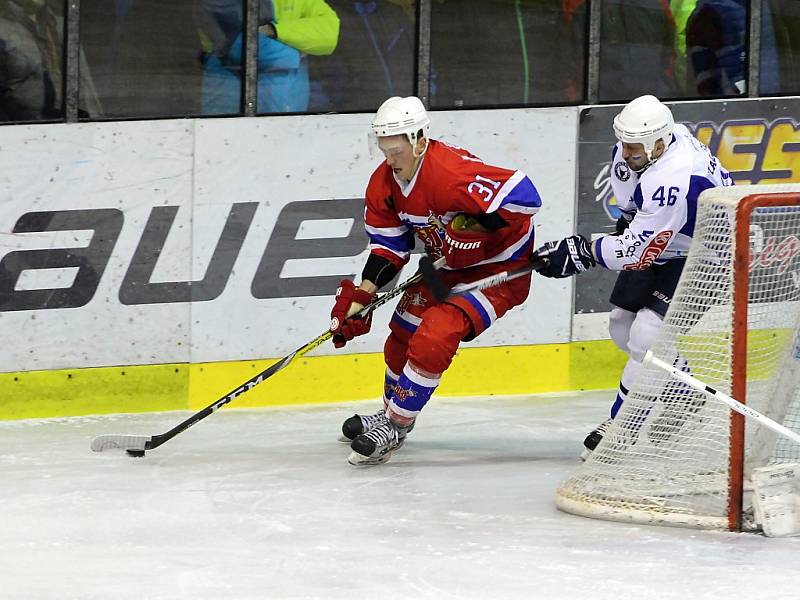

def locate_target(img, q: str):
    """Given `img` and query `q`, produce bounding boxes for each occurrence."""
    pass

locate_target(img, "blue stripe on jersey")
[680,175,714,237]
[508,234,536,261]
[464,293,492,330]
[593,238,608,268]
[632,185,644,210]
[498,177,542,210]
[367,230,415,254]
[611,145,618,161]
[390,312,418,334]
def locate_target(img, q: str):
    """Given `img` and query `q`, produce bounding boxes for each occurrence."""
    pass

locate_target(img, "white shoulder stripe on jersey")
[488,170,527,213]
[498,203,541,215]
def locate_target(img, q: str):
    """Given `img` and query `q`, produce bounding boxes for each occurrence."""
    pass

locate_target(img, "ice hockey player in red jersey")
[329,95,542,465]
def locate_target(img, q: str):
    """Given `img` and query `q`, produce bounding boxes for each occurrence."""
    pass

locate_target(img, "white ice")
[2,391,798,600]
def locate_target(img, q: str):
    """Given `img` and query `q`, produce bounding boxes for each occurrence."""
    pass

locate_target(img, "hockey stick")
[90,257,445,457]
[645,351,800,445]
[418,255,548,301]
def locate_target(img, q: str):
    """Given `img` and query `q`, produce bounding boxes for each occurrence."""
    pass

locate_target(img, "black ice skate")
[348,416,409,466]
[338,408,388,442]
[338,408,414,442]
[580,418,613,461]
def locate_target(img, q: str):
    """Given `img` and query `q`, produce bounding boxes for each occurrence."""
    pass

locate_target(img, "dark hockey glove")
[532,234,596,279]
[615,215,633,235]
[329,280,377,348]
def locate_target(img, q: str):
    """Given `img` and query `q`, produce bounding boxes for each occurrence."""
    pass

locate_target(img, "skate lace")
[362,410,388,429]
[363,420,398,446]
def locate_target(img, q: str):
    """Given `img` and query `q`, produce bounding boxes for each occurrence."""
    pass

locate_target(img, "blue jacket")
[202,32,309,113]
[686,0,778,95]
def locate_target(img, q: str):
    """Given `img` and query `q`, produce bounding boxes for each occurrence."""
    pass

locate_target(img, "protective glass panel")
[0,0,65,123]
[599,0,749,101]
[762,0,800,95]
[81,0,203,119]
[430,0,587,108]
[306,1,415,113]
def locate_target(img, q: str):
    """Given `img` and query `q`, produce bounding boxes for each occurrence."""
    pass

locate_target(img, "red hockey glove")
[443,215,491,269]
[329,279,377,348]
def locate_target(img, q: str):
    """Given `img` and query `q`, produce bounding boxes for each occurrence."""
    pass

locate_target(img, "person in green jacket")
[199,0,339,114]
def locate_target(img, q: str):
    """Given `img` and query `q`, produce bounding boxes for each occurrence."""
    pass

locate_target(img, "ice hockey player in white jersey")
[532,94,733,458]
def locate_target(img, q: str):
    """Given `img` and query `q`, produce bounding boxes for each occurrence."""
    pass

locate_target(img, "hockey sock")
[611,307,663,415]
[608,307,636,353]
[610,381,629,418]
[387,361,441,427]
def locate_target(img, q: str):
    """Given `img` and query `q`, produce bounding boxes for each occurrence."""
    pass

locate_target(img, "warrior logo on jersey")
[614,161,631,182]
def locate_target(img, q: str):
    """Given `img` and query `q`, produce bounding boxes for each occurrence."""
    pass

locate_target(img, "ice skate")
[580,418,613,461]
[347,416,409,466]
[338,407,415,442]
[338,408,387,442]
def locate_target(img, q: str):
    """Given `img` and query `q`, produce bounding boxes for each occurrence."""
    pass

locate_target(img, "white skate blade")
[347,450,392,466]
[90,434,151,452]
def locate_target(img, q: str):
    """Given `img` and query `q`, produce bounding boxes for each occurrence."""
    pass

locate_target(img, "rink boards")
[2,98,798,419]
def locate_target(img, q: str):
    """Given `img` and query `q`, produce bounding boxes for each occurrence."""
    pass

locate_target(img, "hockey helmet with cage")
[613,95,674,166]
[371,96,430,146]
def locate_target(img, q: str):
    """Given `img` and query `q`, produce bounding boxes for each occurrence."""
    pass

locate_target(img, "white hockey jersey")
[594,123,733,271]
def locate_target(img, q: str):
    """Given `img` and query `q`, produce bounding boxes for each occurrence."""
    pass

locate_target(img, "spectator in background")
[669,0,697,94]
[685,0,747,96]
[0,0,101,121]
[685,0,780,97]
[198,0,339,114]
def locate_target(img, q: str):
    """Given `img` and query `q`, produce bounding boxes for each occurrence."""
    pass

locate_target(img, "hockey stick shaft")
[645,351,800,445]
[419,255,547,301]
[91,257,445,454]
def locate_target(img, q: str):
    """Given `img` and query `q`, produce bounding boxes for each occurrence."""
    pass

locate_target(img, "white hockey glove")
[532,234,596,278]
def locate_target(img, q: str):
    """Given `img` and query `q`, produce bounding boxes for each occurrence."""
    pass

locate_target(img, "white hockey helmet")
[613,95,674,163]
[371,96,430,146]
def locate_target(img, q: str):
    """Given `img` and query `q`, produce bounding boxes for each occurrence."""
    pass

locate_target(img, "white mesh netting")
[557,184,800,530]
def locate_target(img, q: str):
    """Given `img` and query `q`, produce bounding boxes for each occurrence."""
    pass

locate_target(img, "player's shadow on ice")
[384,439,577,467]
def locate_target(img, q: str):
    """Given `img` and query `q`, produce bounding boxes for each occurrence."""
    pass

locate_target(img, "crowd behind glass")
[1,0,799,124]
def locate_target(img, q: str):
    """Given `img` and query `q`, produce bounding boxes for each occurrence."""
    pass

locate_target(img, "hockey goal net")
[557,183,800,531]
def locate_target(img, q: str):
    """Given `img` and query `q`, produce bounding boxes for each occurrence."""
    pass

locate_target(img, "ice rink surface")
[3,390,799,600]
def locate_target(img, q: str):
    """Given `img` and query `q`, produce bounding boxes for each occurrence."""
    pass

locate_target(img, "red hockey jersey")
[364,139,542,274]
